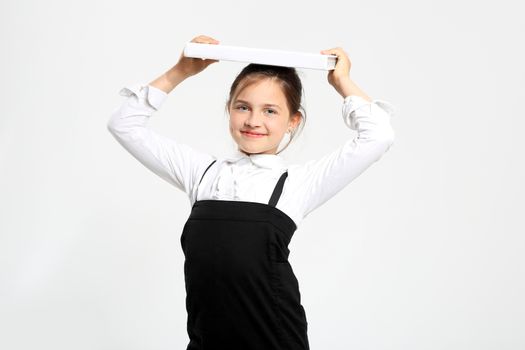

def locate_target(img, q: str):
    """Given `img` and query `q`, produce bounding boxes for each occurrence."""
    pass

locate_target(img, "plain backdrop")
[1,0,524,349]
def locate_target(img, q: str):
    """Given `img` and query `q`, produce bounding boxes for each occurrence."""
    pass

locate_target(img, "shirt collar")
[223,148,286,170]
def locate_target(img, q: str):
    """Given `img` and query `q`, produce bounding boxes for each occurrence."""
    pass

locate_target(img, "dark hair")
[224,64,307,155]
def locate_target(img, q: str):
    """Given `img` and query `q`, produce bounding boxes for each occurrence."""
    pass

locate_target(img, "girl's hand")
[320,47,352,88]
[175,35,220,77]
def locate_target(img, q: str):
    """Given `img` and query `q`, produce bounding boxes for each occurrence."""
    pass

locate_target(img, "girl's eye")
[235,105,276,115]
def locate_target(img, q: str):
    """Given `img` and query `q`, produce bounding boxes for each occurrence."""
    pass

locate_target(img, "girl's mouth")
[241,131,267,138]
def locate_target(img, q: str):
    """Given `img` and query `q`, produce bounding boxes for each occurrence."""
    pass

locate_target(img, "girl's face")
[228,79,300,155]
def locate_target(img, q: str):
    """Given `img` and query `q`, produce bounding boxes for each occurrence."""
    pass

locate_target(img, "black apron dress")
[180,159,310,350]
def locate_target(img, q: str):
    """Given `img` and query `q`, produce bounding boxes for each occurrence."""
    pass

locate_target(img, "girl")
[108,35,395,350]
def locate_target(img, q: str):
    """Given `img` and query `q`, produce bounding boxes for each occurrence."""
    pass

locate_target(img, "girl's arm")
[295,93,395,219]
[107,36,220,201]
[148,66,189,94]
[106,66,215,200]
[294,47,395,219]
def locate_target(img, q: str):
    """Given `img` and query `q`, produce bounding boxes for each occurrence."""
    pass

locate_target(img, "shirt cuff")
[371,99,396,117]
[118,83,169,111]
[342,95,396,130]
[342,95,372,130]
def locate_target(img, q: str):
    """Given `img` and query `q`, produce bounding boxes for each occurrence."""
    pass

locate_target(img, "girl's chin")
[239,143,265,153]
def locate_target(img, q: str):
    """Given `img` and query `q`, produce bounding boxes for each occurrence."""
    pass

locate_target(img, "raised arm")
[107,36,223,201]
[295,47,396,219]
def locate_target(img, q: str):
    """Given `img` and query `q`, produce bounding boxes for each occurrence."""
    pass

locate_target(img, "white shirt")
[107,83,396,228]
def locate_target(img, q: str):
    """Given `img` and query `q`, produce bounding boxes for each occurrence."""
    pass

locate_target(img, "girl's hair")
[224,64,307,155]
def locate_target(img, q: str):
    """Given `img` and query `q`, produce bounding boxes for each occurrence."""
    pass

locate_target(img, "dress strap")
[268,170,288,207]
[196,159,217,201]
[199,159,217,185]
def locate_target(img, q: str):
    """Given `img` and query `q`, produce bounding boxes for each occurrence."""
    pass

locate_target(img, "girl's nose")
[245,113,263,126]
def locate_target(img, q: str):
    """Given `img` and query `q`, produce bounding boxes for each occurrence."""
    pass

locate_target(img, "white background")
[1,0,524,349]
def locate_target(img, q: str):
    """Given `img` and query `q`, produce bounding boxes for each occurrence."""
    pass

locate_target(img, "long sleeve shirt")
[107,83,396,228]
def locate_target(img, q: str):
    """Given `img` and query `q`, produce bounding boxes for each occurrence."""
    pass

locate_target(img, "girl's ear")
[289,112,302,129]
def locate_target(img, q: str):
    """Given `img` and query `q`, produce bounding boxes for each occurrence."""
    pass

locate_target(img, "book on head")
[183,42,337,71]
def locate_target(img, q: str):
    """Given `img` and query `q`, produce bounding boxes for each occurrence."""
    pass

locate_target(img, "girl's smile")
[241,130,267,138]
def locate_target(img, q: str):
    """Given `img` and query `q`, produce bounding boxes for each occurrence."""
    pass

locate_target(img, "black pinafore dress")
[180,159,310,350]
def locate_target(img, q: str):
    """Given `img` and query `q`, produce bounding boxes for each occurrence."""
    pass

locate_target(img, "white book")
[183,42,338,71]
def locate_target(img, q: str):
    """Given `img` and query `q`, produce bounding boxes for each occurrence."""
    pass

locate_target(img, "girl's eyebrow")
[234,99,282,110]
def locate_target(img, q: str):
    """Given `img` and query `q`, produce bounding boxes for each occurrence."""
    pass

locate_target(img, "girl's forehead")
[235,80,286,103]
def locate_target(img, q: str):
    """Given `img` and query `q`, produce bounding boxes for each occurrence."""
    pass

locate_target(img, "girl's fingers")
[321,48,343,56]
[320,47,351,81]
[321,48,350,64]
[191,35,220,45]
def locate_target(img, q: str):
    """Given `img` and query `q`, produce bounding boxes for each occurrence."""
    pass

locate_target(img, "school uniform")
[107,83,396,350]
